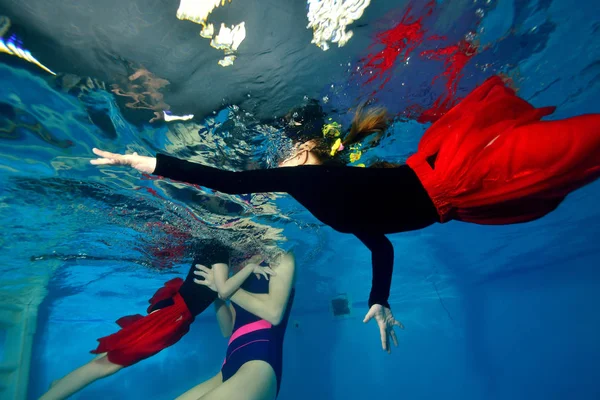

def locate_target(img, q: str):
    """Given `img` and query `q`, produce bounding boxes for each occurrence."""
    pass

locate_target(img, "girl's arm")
[211,262,274,300]
[213,299,236,337]
[209,261,272,337]
[229,252,296,325]
[354,233,393,309]
[90,148,308,195]
[153,153,298,195]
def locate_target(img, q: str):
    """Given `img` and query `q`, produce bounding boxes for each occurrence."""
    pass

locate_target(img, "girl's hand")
[363,304,405,354]
[250,264,276,280]
[90,148,157,174]
[193,264,217,292]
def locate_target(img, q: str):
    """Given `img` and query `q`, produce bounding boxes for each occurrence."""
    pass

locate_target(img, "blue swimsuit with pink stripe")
[221,273,295,395]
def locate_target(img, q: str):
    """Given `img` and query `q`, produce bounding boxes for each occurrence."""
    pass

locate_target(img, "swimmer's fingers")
[193,269,208,278]
[193,266,211,283]
[256,269,270,280]
[363,306,390,353]
[90,148,141,167]
[194,264,211,274]
[193,272,208,282]
[263,267,276,276]
[379,322,389,353]
[362,306,377,323]
[390,329,399,347]
[90,157,119,166]
[393,319,405,330]
[91,148,127,164]
[92,148,125,160]
[193,278,208,285]
[193,271,213,286]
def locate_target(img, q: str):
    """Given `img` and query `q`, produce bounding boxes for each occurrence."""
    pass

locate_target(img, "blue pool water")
[1,0,599,399]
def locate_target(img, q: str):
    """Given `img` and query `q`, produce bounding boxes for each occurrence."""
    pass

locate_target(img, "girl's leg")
[198,361,277,400]
[175,372,224,400]
[39,354,122,400]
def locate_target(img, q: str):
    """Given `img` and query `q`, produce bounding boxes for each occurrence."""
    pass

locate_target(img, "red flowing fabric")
[146,277,184,312]
[91,278,194,367]
[407,76,600,224]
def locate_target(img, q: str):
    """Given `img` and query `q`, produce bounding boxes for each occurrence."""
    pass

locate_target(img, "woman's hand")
[363,304,405,354]
[90,148,157,174]
[250,264,276,280]
[193,264,217,292]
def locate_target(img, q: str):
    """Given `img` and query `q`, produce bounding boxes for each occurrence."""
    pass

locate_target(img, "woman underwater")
[90,76,600,352]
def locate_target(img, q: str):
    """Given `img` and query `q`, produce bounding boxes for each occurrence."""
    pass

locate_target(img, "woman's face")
[278,140,320,167]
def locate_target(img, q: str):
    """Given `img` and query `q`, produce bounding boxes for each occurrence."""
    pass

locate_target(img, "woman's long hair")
[310,102,400,167]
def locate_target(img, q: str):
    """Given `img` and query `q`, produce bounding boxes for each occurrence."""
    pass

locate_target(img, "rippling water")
[1,2,600,400]
[0,0,599,344]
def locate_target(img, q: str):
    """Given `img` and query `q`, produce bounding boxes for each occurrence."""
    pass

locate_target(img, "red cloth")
[407,76,600,224]
[91,278,193,367]
[147,277,184,313]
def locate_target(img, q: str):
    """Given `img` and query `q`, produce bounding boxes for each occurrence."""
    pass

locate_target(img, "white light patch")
[176,1,245,67]
[0,38,56,75]
[163,111,194,122]
[218,55,236,67]
[200,23,215,38]
[209,22,246,67]
[306,0,371,51]
[176,0,231,26]
[211,22,246,53]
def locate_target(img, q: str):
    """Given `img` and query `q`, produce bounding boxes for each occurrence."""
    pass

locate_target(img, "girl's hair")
[283,98,326,142]
[192,239,231,266]
[344,103,389,147]
[310,102,397,167]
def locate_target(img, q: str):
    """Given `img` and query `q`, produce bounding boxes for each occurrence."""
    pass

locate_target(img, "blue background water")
[1,0,599,399]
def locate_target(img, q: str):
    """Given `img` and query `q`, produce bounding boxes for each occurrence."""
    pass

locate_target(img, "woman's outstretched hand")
[90,148,157,174]
[363,304,405,354]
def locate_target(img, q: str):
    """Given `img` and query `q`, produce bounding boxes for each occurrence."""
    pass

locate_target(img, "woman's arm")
[354,233,394,309]
[229,252,296,325]
[213,299,236,337]
[152,153,306,195]
[90,148,324,195]
[201,261,267,337]
[355,233,405,354]
[212,263,274,300]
